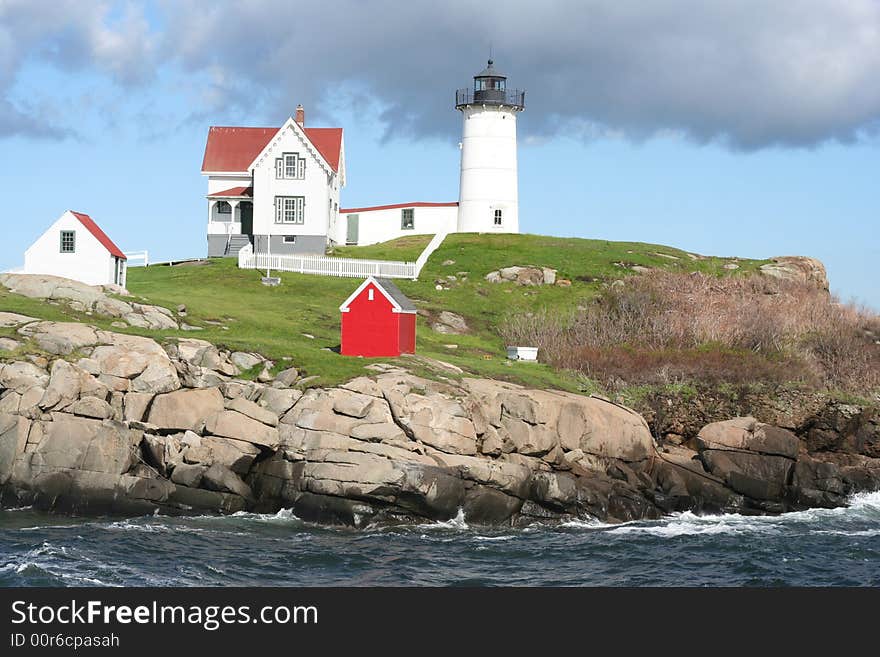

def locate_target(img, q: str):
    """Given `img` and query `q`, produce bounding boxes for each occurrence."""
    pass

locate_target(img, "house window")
[276,153,306,179]
[494,209,503,226]
[283,235,297,244]
[60,230,75,253]
[275,196,305,224]
[368,288,374,301]
[216,201,231,214]
[284,154,297,178]
[401,208,414,230]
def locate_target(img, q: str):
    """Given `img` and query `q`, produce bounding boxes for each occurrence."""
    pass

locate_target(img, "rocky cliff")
[2,314,878,526]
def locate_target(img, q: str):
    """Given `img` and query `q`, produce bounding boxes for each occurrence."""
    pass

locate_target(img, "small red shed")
[340,277,417,357]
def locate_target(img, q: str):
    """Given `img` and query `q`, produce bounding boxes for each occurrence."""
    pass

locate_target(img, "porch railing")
[123,251,149,267]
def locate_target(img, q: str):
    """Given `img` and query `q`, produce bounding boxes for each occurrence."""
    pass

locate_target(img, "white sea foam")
[560,517,625,530]
[420,508,469,531]
[227,508,301,523]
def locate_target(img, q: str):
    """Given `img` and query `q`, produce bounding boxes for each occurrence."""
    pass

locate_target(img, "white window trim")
[401,208,415,230]
[60,230,76,253]
[276,152,306,180]
[275,196,305,224]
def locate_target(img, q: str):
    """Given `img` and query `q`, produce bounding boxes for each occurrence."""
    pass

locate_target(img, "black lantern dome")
[455,59,525,110]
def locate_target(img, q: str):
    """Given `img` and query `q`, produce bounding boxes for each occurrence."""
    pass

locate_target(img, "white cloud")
[2,0,880,148]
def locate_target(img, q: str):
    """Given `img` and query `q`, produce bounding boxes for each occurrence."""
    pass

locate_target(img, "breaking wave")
[2,493,878,586]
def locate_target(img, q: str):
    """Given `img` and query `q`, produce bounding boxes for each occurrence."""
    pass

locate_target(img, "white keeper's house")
[201,59,525,257]
[22,210,128,288]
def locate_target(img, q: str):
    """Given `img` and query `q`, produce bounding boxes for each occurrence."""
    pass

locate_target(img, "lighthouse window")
[494,209,503,225]
[401,208,415,230]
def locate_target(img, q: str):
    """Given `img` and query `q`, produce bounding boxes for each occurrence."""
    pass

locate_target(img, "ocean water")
[1,492,879,587]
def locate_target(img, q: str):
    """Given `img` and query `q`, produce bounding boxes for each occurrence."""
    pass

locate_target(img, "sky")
[0,0,878,308]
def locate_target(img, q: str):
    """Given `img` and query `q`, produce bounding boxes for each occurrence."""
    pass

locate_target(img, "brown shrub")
[501,271,880,393]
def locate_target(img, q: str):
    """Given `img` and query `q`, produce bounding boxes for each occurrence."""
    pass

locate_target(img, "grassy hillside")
[1,233,769,390]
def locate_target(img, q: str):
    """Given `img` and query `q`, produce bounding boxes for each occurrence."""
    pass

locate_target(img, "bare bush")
[501,271,880,393]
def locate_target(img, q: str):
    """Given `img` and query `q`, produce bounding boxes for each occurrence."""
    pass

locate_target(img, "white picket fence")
[238,243,417,279]
[123,251,149,267]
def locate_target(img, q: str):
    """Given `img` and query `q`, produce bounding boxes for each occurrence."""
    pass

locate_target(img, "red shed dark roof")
[201,125,343,173]
[69,211,126,260]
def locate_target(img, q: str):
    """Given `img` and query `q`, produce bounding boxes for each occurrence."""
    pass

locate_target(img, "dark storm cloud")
[2,0,880,149]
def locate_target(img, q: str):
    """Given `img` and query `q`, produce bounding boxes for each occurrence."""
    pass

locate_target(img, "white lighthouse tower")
[455,60,525,234]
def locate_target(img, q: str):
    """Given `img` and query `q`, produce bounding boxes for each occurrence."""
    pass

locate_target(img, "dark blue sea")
[2,492,879,587]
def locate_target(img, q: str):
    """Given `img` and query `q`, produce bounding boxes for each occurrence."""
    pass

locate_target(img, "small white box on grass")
[507,346,538,361]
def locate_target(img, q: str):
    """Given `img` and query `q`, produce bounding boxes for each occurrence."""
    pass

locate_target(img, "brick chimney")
[295,104,305,126]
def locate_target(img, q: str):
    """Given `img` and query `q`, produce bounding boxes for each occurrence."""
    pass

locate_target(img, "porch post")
[208,199,217,224]
[229,200,240,230]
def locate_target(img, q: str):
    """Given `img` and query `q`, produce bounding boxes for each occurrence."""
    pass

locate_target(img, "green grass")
[1,233,771,390]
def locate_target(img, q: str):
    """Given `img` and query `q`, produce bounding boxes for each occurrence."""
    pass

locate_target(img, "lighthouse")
[455,59,525,234]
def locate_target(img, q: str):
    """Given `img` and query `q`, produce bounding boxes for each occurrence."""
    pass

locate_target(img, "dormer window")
[276,153,306,179]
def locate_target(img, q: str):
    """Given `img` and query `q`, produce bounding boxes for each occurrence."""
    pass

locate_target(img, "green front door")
[346,214,359,245]
[240,202,253,236]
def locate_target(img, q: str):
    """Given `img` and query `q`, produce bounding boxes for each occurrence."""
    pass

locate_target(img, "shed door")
[346,214,359,245]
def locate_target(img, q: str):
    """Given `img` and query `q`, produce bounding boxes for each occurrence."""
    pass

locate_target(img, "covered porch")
[207,187,254,257]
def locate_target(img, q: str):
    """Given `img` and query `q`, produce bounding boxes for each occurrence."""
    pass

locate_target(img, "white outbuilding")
[23,210,128,288]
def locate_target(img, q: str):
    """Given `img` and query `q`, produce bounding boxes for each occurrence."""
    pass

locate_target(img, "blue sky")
[1,1,878,308]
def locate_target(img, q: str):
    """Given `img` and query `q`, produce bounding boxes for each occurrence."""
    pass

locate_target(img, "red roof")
[201,124,343,173]
[69,211,126,260]
[340,201,458,214]
[207,186,253,198]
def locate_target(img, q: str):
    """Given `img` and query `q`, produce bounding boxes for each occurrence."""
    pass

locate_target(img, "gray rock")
[90,346,151,379]
[170,463,207,488]
[200,436,261,474]
[201,463,253,499]
[257,387,301,416]
[123,392,154,423]
[182,444,213,466]
[225,397,279,427]
[205,410,280,449]
[71,397,114,420]
[274,367,299,387]
[0,361,49,393]
[0,392,21,414]
[332,392,375,419]
[696,417,800,459]
[38,360,82,410]
[18,321,99,355]
[0,312,37,327]
[230,352,262,371]
[0,337,21,352]
[148,388,224,432]
[431,311,469,335]
[0,413,30,484]
[131,362,181,394]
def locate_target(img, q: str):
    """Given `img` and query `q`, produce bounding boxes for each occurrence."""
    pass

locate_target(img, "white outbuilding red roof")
[69,211,126,260]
